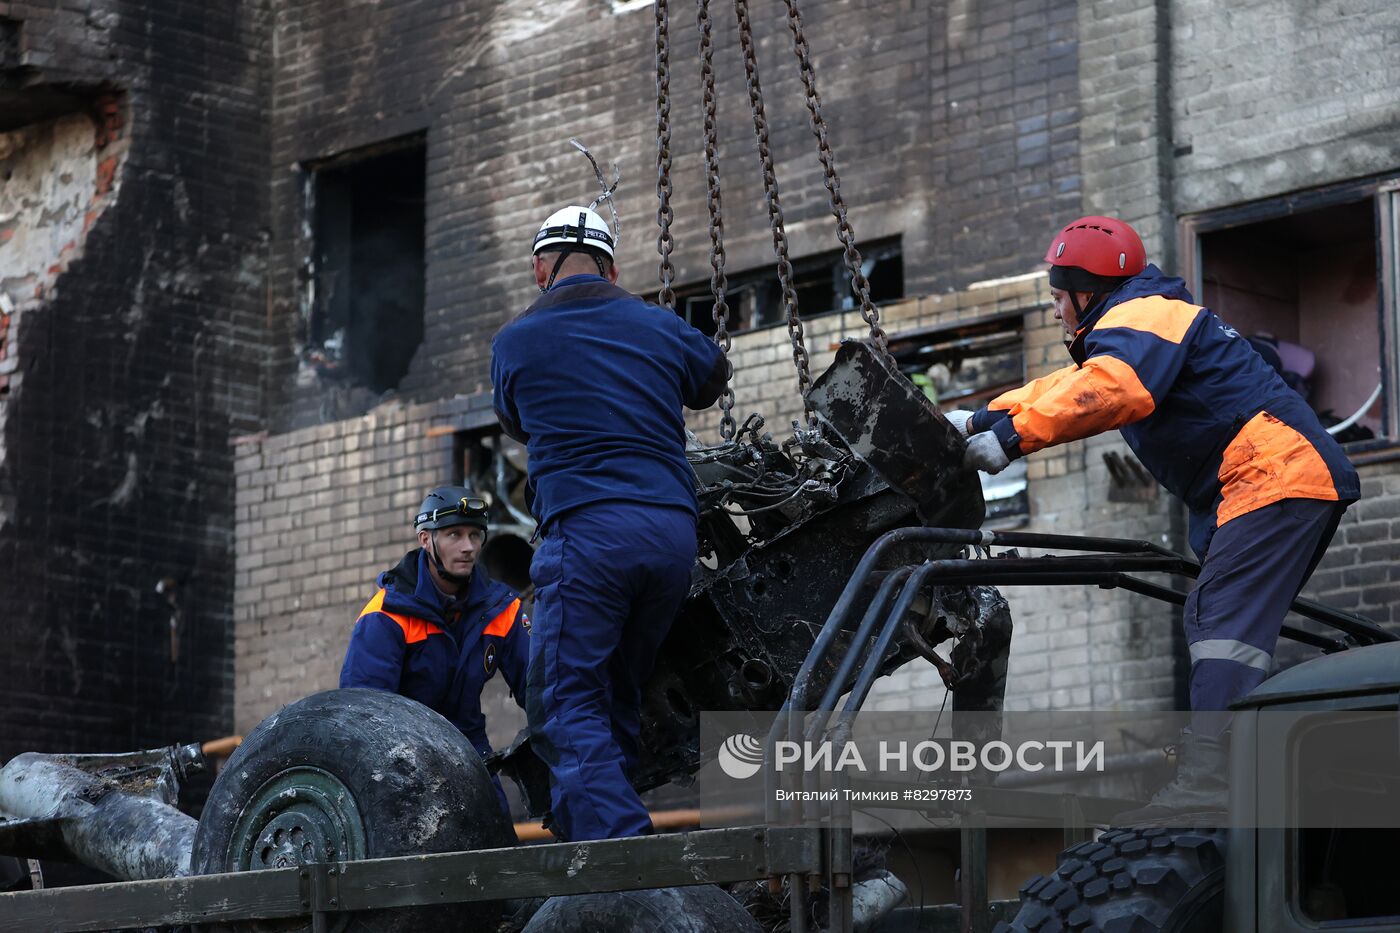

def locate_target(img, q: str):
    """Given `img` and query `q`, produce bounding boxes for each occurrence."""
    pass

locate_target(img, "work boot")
[1115,731,1229,824]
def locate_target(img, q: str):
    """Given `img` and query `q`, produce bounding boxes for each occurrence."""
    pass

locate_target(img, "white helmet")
[533,206,616,259]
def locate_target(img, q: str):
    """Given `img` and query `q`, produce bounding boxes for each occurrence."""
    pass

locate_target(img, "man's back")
[491,274,724,528]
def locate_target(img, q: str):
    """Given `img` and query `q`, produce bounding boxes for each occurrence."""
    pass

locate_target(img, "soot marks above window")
[675,238,903,336]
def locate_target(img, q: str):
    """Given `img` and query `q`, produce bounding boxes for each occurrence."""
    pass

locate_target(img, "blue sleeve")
[490,336,529,443]
[339,614,406,691]
[498,610,531,708]
[675,317,726,410]
[970,407,1012,434]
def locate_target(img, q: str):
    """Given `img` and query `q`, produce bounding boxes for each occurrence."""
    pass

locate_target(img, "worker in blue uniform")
[491,205,725,841]
[946,216,1359,818]
[340,486,529,817]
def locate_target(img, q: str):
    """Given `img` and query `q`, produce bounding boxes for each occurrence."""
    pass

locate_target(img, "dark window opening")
[307,138,425,395]
[453,427,535,593]
[888,313,1029,527]
[676,238,903,336]
[1292,715,1400,921]
[1195,191,1393,444]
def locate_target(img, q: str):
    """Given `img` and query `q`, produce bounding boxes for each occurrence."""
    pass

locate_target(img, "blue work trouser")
[525,501,696,841]
[1185,497,1346,735]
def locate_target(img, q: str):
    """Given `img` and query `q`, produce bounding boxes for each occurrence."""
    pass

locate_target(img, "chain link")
[698,0,737,441]
[779,0,887,353]
[735,0,814,426]
[655,0,677,311]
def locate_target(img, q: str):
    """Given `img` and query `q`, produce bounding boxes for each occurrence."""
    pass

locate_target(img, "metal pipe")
[981,528,1181,558]
[1108,574,1351,652]
[812,566,917,728]
[842,562,941,716]
[772,524,1390,815]
[850,870,908,932]
[789,871,808,933]
[828,824,855,933]
[769,527,970,822]
[794,567,915,811]
[0,747,201,880]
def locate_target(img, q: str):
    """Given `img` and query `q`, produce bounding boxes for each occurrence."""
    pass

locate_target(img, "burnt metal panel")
[807,339,985,529]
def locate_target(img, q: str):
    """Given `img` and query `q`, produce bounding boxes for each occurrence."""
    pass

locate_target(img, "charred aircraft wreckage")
[0,342,1015,930]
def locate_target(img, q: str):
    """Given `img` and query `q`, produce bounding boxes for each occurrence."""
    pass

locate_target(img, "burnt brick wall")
[236,0,1400,733]
[0,0,268,759]
[265,0,1080,429]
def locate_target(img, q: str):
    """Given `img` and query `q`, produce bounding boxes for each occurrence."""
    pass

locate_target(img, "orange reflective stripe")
[1008,355,1155,454]
[387,614,441,645]
[1217,412,1339,527]
[356,588,442,645]
[989,365,1079,412]
[357,589,387,619]
[1094,296,1200,345]
[483,598,521,638]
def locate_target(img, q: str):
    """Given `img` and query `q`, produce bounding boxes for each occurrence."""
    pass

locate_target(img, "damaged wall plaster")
[0,98,125,535]
[0,103,126,395]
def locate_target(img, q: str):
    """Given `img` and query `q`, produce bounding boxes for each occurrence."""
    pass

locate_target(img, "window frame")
[1179,173,1400,452]
[886,308,1031,528]
[673,236,904,336]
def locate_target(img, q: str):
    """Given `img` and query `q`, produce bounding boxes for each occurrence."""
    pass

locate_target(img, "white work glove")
[963,432,1011,475]
[944,409,976,438]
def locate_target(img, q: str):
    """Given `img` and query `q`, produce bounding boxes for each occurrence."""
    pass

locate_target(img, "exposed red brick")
[95,156,118,195]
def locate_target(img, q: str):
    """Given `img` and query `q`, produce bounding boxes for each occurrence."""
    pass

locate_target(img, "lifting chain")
[735,0,815,427]
[654,0,677,312]
[698,0,737,442]
[780,0,888,353]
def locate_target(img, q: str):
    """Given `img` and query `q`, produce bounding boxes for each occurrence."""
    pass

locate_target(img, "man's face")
[1049,286,1087,339]
[420,525,485,577]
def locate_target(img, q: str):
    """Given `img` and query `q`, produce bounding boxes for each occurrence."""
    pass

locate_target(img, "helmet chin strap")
[541,249,609,292]
[1069,291,1107,330]
[427,530,473,587]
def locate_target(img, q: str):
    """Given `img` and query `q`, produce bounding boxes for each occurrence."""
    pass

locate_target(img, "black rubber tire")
[192,688,514,933]
[992,827,1227,933]
[521,885,762,933]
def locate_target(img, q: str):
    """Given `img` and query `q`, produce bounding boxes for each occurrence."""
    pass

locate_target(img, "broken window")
[1186,179,1400,447]
[887,313,1029,527]
[305,137,425,395]
[675,238,903,335]
[453,427,535,593]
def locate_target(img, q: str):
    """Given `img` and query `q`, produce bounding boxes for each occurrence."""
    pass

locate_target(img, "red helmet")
[1043,216,1146,278]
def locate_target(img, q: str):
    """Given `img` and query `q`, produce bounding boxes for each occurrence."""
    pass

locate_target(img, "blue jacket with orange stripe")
[970,265,1359,557]
[338,548,528,756]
